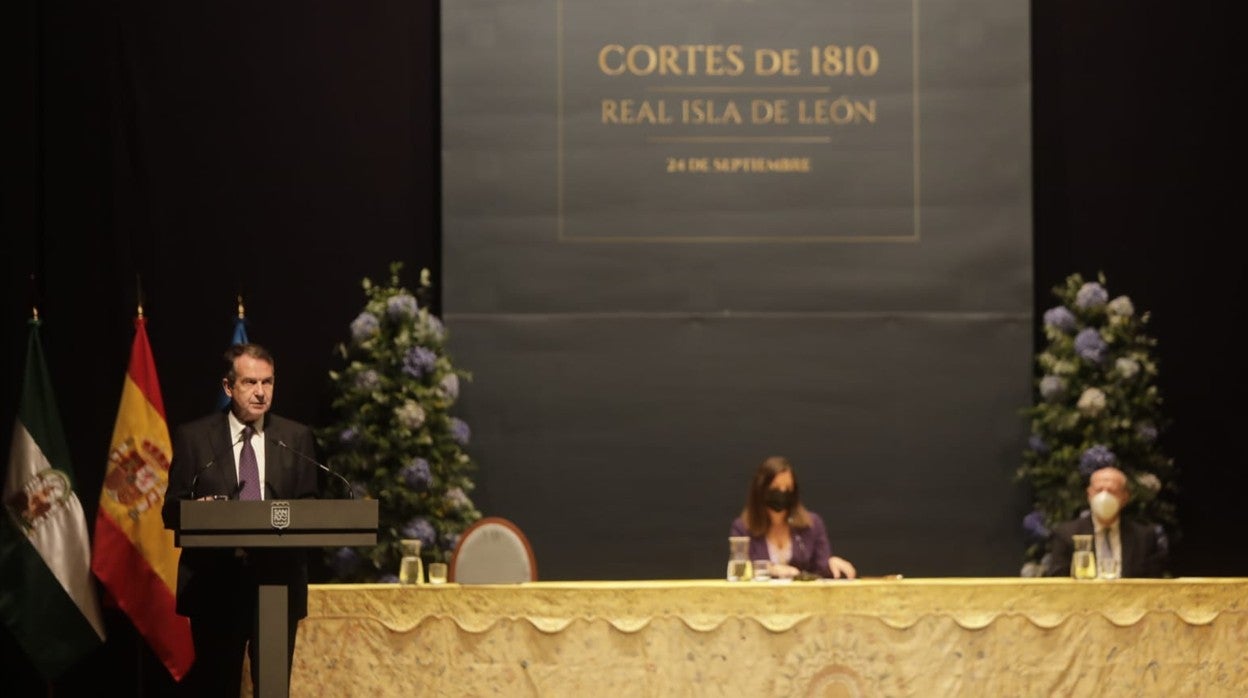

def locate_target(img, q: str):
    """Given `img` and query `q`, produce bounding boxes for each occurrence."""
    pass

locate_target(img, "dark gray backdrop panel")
[450,315,1031,578]
[442,0,1031,578]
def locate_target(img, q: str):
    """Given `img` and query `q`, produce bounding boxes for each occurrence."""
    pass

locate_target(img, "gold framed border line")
[646,86,834,94]
[556,0,922,244]
[646,136,832,144]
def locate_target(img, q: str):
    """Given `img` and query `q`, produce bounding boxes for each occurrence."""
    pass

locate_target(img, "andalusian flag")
[0,316,105,678]
[217,297,249,410]
[90,314,193,679]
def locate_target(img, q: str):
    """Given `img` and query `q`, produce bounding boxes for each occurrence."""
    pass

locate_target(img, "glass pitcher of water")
[726,536,753,581]
[1071,534,1096,580]
[400,538,425,585]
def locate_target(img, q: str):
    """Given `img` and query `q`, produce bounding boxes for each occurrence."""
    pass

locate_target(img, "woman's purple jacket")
[729,511,833,578]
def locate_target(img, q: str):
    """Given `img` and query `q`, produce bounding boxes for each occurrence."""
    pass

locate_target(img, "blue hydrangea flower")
[331,547,361,577]
[401,517,437,548]
[395,400,426,429]
[402,346,438,379]
[1028,434,1049,454]
[1022,510,1051,543]
[445,486,471,510]
[400,458,432,492]
[426,314,445,340]
[1136,423,1158,443]
[1043,306,1077,333]
[339,427,359,444]
[441,532,461,553]
[1075,282,1109,309]
[350,312,380,342]
[1039,375,1065,401]
[354,369,381,391]
[1154,524,1170,557]
[1074,328,1107,363]
[386,293,419,320]
[440,373,459,401]
[450,418,471,445]
[1079,444,1117,477]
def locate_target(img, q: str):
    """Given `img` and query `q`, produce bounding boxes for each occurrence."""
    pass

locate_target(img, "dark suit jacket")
[1043,514,1167,578]
[161,411,320,618]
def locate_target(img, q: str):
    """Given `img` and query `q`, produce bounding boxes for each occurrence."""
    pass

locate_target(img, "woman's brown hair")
[740,455,812,536]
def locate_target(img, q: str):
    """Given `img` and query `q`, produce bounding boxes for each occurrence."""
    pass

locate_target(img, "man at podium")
[162,343,320,696]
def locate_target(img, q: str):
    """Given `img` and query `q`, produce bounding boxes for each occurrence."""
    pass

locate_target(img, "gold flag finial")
[135,273,145,319]
[237,294,246,319]
[27,274,40,323]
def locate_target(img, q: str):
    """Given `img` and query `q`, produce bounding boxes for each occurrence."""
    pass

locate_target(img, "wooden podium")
[177,499,378,698]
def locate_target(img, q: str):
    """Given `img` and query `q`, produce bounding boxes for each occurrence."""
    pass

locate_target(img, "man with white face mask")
[1043,466,1168,577]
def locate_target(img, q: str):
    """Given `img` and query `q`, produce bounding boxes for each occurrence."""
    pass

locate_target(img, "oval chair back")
[448,516,537,584]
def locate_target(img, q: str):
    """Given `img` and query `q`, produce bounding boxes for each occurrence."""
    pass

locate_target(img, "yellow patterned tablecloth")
[282,578,1248,697]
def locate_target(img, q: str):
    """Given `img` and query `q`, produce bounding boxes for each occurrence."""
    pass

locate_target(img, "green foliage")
[1019,272,1177,563]
[317,262,481,581]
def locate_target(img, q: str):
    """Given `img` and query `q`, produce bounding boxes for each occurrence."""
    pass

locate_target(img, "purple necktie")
[238,425,261,500]
[1101,529,1115,564]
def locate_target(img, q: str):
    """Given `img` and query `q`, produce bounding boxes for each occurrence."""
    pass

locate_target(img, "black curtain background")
[1,1,1240,694]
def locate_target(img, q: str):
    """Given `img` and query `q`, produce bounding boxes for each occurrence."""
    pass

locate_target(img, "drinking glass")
[428,562,448,584]
[752,560,771,582]
[1098,557,1121,580]
[1071,534,1097,580]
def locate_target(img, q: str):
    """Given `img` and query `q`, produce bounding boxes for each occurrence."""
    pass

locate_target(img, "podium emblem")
[270,500,291,529]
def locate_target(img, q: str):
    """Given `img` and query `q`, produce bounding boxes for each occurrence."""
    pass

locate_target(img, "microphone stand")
[271,438,355,499]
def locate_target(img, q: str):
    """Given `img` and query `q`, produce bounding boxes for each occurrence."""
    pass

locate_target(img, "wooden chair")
[448,516,537,583]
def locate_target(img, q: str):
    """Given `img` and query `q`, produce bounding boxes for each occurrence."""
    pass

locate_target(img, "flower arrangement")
[317,262,481,581]
[1018,272,1177,572]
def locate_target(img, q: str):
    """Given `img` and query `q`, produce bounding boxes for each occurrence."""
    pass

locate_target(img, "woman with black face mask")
[729,456,857,579]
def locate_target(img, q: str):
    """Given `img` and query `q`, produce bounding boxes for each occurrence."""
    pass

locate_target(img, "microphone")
[271,438,355,499]
[190,459,217,500]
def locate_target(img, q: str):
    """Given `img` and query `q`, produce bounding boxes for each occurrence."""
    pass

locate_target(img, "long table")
[281,578,1248,696]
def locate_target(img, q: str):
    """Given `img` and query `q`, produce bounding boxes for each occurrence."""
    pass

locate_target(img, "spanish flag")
[90,314,193,679]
